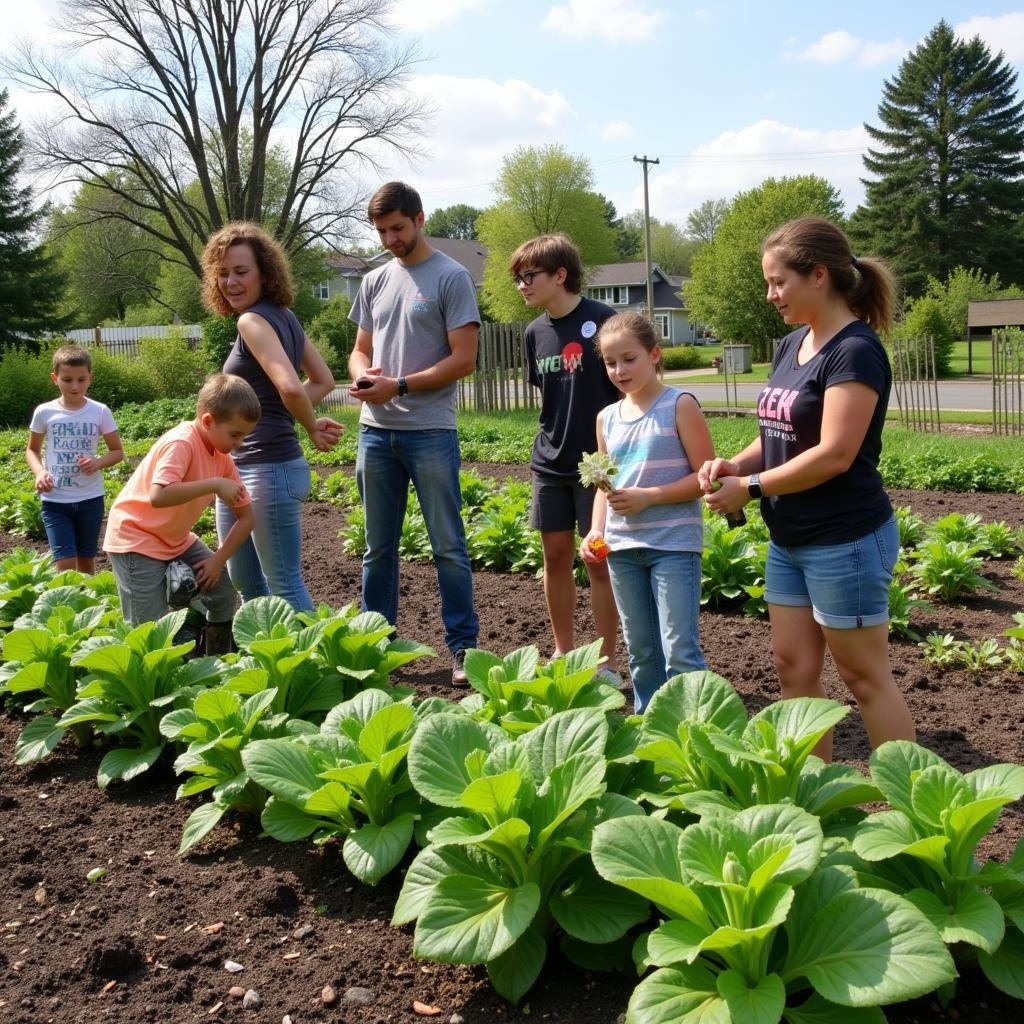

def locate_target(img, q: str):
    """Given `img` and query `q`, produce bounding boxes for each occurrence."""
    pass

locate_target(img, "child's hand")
[195,554,225,592]
[215,477,245,505]
[76,454,100,474]
[698,457,739,493]
[580,530,608,563]
[34,472,55,493]
[607,487,652,516]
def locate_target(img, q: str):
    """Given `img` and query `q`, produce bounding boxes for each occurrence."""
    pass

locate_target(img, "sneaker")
[594,666,626,690]
[451,649,469,688]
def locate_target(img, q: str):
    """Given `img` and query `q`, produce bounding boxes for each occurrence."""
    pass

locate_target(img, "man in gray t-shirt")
[348,181,480,685]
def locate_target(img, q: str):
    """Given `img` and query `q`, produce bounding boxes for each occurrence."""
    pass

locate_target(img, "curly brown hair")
[201,222,295,316]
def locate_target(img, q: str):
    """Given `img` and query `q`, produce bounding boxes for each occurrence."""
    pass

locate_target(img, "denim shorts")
[41,496,105,560]
[764,516,898,629]
[530,471,596,533]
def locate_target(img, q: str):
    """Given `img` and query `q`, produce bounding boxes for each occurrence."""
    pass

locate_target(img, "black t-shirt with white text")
[758,321,892,546]
[525,297,620,477]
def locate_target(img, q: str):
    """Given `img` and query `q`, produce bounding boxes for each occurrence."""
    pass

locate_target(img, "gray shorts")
[530,471,597,534]
[109,538,238,626]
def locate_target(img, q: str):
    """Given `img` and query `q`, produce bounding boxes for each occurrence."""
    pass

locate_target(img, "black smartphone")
[355,377,374,389]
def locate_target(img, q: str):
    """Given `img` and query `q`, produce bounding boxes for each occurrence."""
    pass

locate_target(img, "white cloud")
[600,119,633,141]
[379,74,576,211]
[795,30,906,68]
[616,119,871,227]
[390,0,490,33]
[541,0,667,43]
[955,13,1024,61]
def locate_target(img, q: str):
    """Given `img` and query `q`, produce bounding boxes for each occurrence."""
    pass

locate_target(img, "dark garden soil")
[1,473,1022,1024]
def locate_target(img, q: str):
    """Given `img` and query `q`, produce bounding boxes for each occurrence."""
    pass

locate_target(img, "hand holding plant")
[578,451,618,493]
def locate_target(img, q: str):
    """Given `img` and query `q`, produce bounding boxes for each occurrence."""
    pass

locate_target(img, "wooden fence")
[992,328,1023,436]
[891,335,941,432]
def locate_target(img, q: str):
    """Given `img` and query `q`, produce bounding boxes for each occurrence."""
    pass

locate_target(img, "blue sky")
[5,1,1024,234]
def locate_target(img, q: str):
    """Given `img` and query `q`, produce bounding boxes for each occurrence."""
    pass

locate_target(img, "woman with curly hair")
[201,222,343,612]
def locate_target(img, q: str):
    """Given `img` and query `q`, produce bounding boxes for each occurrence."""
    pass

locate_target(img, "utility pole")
[633,154,660,318]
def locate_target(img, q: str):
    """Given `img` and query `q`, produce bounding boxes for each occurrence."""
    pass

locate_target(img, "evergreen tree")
[0,89,69,343]
[853,21,1024,295]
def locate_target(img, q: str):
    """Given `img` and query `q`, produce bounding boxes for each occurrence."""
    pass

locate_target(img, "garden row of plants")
[1,550,1022,1021]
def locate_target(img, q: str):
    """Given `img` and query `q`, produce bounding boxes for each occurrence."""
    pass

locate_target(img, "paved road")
[667,375,999,412]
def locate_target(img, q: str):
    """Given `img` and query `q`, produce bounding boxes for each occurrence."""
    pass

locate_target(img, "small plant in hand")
[577,450,618,493]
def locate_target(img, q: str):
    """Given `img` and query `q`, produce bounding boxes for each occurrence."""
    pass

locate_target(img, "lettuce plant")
[395,708,649,1004]
[459,640,625,734]
[2,586,119,761]
[161,685,316,856]
[634,673,879,832]
[0,549,56,630]
[592,806,956,1023]
[852,740,1024,1000]
[64,610,222,789]
[909,541,998,602]
[700,521,764,609]
[241,689,445,883]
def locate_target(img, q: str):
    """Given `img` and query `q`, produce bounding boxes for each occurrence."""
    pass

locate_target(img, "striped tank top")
[601,386,704,554]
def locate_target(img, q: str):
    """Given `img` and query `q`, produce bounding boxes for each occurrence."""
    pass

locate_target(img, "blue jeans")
[355,426,478,655]
[607,547,706,713]
[41,495,105,560]
[216,456,313,613]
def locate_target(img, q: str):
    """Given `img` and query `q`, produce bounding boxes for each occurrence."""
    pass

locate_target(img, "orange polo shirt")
[104,421,250,561]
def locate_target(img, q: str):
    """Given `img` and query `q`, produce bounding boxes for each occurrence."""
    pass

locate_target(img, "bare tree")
[4,0,426,277]
[685,197,729,245]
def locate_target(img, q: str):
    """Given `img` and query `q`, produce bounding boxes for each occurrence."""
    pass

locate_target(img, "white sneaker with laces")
[594,666,626,690]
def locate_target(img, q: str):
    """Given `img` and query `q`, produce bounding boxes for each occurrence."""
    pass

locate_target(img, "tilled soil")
[1,475,1022,1024]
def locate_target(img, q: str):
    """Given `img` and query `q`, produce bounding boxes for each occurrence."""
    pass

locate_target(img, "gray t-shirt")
[350,249,480,430]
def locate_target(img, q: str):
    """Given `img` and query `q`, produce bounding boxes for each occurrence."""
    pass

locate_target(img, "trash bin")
[722,344,752,373]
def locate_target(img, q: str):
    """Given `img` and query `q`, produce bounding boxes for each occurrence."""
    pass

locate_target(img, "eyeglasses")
[513,269,546,287]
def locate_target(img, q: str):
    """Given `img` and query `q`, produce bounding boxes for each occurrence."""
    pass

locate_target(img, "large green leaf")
[642,671,749,745]
[392,843,508,926]
[14,715,66,764]
[550,865,649,943]
[260,797,323,841]
[783,887,956,1005]
[746,698,848,758]
[233,596,297,647]
[408,714,498,807]
[868,741,947,815]
[530,752,606,846]
[343,813,415,884]
[3,627,55,663]
[910,764,970,829]
[520,707,608,787]
[461,769,524,821]
[979,925,1024,999]
[717,969,785,1024]
[97,744,164,790]
[627,964,730,1024]
[782,993,886,1023]
[414,875,540,963]
[853,811,948,872]
[242,738,321,804]
[5,660,51,696]
[178,801,229,856]
[966,763,1024,802]
[905,887,1004,952]
[487,925,546,1005]
[73,643,133,678]
[193,687,242,724]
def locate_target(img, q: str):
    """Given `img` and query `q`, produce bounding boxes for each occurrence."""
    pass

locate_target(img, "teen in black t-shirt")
[699,217,915,760]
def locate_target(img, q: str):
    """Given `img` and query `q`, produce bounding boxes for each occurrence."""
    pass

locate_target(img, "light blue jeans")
[608,547,706,713]
[216,456,313,613]
[355,426,478,655]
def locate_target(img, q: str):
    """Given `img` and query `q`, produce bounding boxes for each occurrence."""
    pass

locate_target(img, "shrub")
[0,345,54,426]
[199,315,238,371]
[893,295,956,376]
[87,347,158,409]
[660,344,706,371]
[307,295,357,376]
[137,336,208,398]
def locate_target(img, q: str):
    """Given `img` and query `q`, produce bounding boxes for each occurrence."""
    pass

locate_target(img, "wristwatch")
[396,376,409,397]
[747,473,763,499]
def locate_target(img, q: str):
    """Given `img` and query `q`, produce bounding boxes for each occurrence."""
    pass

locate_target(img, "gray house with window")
[583,262,695,345]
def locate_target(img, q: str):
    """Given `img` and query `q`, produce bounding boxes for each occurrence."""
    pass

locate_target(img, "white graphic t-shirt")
[29,397,117,503]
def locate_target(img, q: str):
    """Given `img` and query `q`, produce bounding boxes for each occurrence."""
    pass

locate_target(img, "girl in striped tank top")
[580,312,715,712]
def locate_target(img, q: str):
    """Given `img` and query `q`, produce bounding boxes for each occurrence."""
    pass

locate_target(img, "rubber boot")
[204,621,234,657]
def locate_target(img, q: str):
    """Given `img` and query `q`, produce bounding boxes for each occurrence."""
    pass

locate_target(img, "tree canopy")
[477,145,616,322]
[685,198,730,245]
[0,89,69,343]
[616,210,699,277]
[684,176,844,358]
[424,204,481,239]
[851,20,1024,295]
[3,0,425,279]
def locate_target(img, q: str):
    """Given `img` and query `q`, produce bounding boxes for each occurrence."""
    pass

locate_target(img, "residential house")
[583,262,696,345]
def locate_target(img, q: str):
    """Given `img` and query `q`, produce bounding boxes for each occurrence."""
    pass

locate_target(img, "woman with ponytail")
[700,216,914,758]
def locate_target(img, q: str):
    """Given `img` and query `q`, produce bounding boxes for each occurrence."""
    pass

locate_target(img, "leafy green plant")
[2,586,120,761]
[1003,639,1024,674]
[632,672,879,830]
[1013,555,1024,583]
[460,641,625,734]
[887,566,933,642]
[0,491,47,541]
[700,519,763,609]
[339,504,366,556]
[467,490,532,572]
[63,610,222,789]
[909,541,998,602]
[592,805,955,1023]
[927,512,983,546]
[977,521,1022,559]
[956,639,1004,674]
[0,549,57,630]
[918,632,965,668]
[242,690,447,883]
[395,708,649,1003]
[894,505,926,551]
[852,740,1024,1000]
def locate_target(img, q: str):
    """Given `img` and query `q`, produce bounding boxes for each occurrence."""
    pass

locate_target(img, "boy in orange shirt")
[104,374,260,653]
